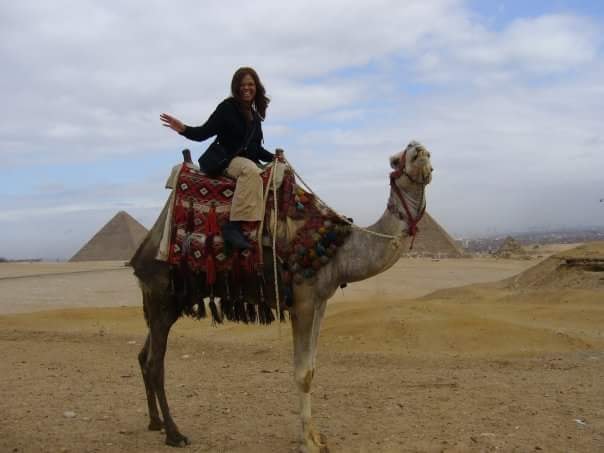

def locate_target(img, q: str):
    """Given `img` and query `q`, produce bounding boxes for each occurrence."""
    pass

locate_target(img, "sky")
[1,0,603,260]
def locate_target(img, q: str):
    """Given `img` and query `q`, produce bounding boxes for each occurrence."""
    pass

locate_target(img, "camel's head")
[389,141,433,186]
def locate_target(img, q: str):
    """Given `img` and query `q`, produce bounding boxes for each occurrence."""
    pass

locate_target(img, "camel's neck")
[332,182,425,285]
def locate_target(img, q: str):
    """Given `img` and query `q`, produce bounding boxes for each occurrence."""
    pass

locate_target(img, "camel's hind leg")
[138,333,163,430]
[291,298,329,453]
[146,316,190,447]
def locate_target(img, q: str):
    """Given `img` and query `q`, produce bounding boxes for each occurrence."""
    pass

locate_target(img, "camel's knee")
[147,356,163,377]
[295,368,315,393]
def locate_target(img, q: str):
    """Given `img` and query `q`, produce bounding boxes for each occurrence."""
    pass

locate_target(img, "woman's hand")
[160,113,185,133]
[275,148,285,162]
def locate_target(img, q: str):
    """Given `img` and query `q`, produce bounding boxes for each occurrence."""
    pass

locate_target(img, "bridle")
[388,149,428,249]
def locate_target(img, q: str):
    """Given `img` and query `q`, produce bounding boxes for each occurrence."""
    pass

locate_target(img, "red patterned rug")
[165,163,351,324]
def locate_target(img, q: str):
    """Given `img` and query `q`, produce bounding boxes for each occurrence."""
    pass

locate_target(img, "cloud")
[412,13,601,84]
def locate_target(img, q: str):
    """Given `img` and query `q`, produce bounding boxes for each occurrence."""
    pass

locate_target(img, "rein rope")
[255,150,428,330]
[257,161,282,335]
[282,155,426,248]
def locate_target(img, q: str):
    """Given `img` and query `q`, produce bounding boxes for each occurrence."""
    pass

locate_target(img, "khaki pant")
[225,157,264,222]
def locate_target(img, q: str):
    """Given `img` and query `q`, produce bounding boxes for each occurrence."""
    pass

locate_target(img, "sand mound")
[505,241,604,290]
[494,236,527,258]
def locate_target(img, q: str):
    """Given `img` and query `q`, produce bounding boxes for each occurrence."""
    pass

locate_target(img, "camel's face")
[390,141,433,185]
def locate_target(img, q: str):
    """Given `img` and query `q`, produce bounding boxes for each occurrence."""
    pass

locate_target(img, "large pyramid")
[70,211,149,262]
[405,212,465,258]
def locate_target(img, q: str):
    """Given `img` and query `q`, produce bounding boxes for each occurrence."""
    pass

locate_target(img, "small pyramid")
[405,212,465,258]
[70,211,149,262]
[494,236,527,258]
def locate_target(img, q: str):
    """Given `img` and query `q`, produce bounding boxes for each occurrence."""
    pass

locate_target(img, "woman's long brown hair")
[230,67,270,119]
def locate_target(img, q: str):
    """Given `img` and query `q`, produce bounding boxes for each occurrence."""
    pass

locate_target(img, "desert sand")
[1,244,603,452]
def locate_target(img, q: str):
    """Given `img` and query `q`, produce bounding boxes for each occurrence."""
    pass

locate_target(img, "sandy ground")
[0,258,533,315]
[1,249,603,452]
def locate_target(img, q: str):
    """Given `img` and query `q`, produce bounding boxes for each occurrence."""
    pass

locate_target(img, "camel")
[130,141,433,452]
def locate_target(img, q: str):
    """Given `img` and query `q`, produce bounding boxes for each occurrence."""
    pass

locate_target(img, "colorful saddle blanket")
[166,163,351,287]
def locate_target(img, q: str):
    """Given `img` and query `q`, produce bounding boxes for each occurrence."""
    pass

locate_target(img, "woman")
[160,67,274,249]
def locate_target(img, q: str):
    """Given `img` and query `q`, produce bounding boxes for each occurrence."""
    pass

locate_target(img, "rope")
[257,155,426,332]
[282,156,401,241]
[257,162,274,248]
[257,161,281,335]
[272,161,281,329]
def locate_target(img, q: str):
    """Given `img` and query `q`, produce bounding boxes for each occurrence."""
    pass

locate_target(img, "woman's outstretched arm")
[161,102,226,142]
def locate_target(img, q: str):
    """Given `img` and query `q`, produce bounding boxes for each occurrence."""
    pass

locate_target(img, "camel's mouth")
[390,141,433,186]
[415,161,433,185]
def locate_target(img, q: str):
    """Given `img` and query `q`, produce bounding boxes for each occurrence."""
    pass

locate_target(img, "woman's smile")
[239,74,256,102]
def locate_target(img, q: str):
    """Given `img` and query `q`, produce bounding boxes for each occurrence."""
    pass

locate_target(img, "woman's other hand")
[275,148,285,162]
[160,113,185,133]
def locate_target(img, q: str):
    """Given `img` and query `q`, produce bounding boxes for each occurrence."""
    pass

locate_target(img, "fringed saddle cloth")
[157,162,351,324]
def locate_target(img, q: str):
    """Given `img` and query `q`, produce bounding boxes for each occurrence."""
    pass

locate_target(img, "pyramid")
[494,236,527,258]
[404,212,465,258]
[70,211,149,262]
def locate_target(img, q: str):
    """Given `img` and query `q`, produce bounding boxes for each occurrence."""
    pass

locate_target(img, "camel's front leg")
[291,298,329,453]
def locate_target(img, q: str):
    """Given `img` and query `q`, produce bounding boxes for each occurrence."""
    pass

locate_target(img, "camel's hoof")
[165,433,190,447]
[148,418,163,431]
[319,434,329,453]
[299,434,329,453]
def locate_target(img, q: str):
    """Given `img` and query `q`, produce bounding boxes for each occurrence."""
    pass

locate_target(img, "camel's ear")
[390,151,404,169]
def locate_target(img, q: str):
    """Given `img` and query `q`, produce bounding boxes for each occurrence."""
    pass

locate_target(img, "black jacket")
[180,97,274,164]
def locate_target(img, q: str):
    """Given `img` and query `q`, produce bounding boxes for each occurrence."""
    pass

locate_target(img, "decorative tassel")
[256,270,266,324]
[196,299,206,319]
[232,251,242,282]
[255,270,274,325]
[206,254,216,285]
[221,273,234,321]
[259,303,274,325]
[235,290,248,324]
[242,250,254,274]
[284,285,294,307]
[206,205,220,235]
[258,303,267,325]
[209,296,222,325]
[186,202,195,232]
[204,205,219,285]
[246,302,258,324]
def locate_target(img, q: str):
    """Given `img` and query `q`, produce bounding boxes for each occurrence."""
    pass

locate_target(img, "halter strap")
[389,150,426,249]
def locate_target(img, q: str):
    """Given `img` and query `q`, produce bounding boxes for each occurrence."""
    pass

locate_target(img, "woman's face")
[239,74,256,103]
